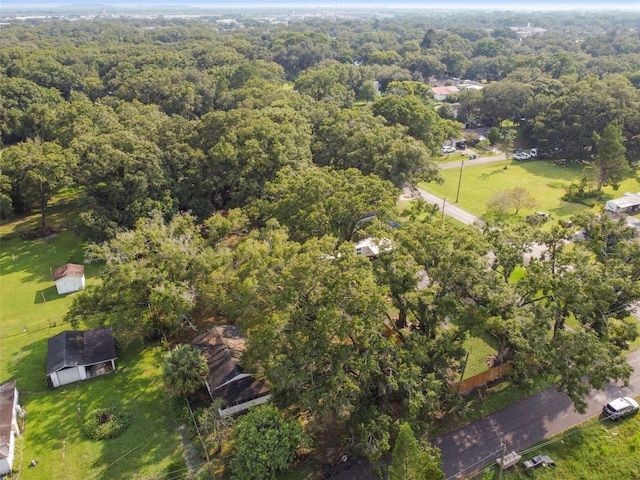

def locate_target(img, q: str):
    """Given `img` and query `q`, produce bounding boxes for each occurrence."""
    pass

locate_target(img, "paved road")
[407,187,484,227]
[333,349,640,480]
[439,152,507,170]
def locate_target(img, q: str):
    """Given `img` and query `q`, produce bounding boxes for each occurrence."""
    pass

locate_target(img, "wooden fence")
[453,362,513,394]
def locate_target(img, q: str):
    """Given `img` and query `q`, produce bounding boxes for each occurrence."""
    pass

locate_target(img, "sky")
[2,0,639,9]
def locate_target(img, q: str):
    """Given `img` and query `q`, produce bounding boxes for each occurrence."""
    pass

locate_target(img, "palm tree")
[163,344,208,398]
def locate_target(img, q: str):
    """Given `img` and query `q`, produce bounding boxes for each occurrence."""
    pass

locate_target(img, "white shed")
[354,238,393,258]
[53,263,85,295]
[0,380,21,477]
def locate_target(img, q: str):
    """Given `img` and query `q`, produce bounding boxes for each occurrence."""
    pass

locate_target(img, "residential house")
[432,85,460,101]
[0,380,22,476]
[354,238,393,259]
[47,328,117,388]
[192,325,271,417]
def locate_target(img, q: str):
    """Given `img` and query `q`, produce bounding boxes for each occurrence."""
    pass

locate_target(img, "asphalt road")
[407,187,484,227]
[438,151,507,170]
[332,349,640,480]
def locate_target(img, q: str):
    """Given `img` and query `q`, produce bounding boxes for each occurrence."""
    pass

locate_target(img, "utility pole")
[441,197,446,220]
[498,442,507,480]
[455,157,465,203]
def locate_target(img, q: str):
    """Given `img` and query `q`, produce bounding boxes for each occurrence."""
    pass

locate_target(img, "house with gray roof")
[192,326,270,417]
[47,328,116,388]
[0,380,22,476]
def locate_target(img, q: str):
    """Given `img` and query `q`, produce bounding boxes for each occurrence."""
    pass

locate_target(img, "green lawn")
[1,204,187,480]
[434,151,472,164]
[462,332,500,379]
[16,344,186,480]
[419,160,608,221]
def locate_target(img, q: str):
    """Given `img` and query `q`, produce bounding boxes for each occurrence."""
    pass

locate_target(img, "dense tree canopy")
[253,166,400,243]
[0,137,76,229]
[230,404,306,480]
[3,11,640,476]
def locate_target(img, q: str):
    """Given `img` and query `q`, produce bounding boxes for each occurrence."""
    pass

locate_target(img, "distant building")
[605,193,640,214]
[432,86,460,101]
[354,238,393,258]
[457,82,484,92]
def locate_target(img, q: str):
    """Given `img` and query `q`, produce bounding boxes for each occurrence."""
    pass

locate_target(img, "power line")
[85,436,155,479]
[447,447,504,480]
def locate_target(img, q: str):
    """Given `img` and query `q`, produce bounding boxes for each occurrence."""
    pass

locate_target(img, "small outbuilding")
[53,263,85,295]
[0,380,22,477]
[47,328,116,388]
[605,193,640,214]
[192,325,271,417]
[354,238,393,259]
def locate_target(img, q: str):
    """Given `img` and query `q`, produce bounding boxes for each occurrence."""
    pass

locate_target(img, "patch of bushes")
[82,407,132,441]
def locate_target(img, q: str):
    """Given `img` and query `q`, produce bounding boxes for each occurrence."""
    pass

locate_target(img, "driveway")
[332,348,640,479]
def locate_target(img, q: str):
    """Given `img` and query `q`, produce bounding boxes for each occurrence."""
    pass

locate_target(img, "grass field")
[418,159,639,221]
[16,344,187,480]
[1,202,187,480]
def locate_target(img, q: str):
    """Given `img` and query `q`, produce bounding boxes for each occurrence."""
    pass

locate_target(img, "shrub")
[82,407,132,441]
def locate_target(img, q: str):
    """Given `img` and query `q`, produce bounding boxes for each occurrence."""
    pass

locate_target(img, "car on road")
[602,397,639,420]
[514,152,531,160]
[442,145,456,154]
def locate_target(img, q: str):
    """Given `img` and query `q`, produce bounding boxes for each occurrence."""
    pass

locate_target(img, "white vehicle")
[529,148,538,157]
[603,397,639,420]
[442,145,456,154]
[514,152,531,160]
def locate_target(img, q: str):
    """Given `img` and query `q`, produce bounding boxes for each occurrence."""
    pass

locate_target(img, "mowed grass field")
[419,159,640,221]
[0,204,187,480]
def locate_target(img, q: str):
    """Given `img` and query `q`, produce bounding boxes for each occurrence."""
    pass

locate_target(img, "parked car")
[526,211,550,225]
[442,145,456,154]
[523,455,556,469]
[529,148,538,157]
[602,397,639,420]
[514,152,531,160]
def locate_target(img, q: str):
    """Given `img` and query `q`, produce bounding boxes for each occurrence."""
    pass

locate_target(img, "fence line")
[0,318,64,340]
[453,362,513,394]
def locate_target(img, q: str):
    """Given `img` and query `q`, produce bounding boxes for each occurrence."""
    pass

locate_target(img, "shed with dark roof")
[0,380,21,476]
[53,263,85,295]
[47,328,116,388]
[192,326,271,417]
